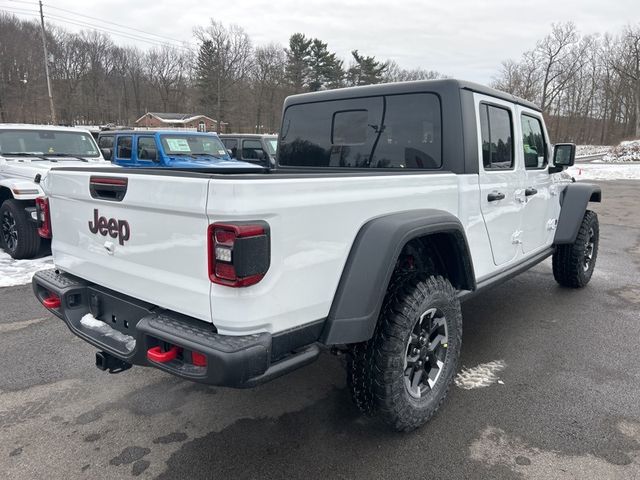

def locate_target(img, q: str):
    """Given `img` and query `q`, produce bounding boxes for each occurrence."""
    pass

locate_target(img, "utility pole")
[38,0,56,124]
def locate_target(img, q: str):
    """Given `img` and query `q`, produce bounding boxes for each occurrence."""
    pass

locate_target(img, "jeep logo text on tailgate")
[88,209,130,245]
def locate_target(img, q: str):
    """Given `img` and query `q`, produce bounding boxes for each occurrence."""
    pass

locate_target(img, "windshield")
[160,134,229,158]
[265,137,278,155]
[0,129,100,157]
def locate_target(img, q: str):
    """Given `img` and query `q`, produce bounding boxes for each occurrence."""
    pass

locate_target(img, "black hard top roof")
[284,78,541,112]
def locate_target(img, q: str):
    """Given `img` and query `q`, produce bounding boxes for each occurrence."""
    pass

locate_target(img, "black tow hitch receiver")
[96,351,132,374]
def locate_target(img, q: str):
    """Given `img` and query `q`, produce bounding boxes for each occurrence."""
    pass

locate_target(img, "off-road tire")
[0,199,41,259]
[349,274,462,431]
[553,210,599,288]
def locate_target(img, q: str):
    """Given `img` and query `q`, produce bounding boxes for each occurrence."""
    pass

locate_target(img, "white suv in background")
[0,124,109,258]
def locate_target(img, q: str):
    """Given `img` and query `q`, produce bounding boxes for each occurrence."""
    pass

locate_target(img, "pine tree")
[195,39,217,116]
[285,33,312,93]
[308,39,341,91]
[325,56,345,90]
[347,50,388,86]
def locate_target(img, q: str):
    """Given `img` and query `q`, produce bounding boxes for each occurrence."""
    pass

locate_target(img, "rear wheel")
[0,199,41,259]
[553,210,599,288]
[348,275,462,432]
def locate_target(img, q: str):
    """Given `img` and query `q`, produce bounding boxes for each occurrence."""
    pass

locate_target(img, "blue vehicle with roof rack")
[96,130,261,169]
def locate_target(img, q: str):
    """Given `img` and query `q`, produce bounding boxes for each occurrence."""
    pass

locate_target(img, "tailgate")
[44,170,213,323]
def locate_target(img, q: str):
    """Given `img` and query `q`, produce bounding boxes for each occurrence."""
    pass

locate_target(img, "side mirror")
[551,143,575,171]
[100,148,112,161]
[227,149,234,157]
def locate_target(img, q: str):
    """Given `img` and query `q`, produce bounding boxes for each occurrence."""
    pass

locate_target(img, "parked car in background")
[219,134,278,167]
[0,124,109,259]
[98,130,262,170]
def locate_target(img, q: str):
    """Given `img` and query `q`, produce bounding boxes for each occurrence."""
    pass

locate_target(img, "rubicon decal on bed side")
[88,209,130,245]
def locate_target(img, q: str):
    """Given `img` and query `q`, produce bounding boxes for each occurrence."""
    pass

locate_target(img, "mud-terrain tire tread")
[553,210,599,288]
[372,275,462,432]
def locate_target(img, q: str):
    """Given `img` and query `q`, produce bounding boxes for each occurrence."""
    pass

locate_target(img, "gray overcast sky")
[5,0,639,83]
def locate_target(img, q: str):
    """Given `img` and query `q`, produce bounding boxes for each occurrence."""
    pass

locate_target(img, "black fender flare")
[554,183,601,245]
[320,209,475,345]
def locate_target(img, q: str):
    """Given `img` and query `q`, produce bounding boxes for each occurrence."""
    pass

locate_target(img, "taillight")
[208,222,270,287]
[35,197,52,239]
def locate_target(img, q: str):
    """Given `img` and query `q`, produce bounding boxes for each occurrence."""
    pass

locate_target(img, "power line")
[44,12,193,50]
[5,0,36,5]
[0,4,38,14]
[8,0,192,46]
[45,4,193,47]
[0,6,194,51]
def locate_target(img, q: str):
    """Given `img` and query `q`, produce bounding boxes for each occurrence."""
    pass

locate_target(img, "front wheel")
[0,199,41,259]
[348,275,463,432]
[553,210,599,288]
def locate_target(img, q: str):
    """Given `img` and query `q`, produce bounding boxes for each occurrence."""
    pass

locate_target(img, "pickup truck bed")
[42,166,470,336]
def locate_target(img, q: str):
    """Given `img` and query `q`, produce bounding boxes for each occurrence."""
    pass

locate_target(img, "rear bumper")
[32,269,319,387]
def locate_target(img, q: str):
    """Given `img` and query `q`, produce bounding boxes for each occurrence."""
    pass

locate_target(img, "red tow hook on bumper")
[147,345,181,363]
[42,295,61,309]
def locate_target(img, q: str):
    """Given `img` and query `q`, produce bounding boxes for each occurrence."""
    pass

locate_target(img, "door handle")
[487,191,505,202]
[525,187,538,197]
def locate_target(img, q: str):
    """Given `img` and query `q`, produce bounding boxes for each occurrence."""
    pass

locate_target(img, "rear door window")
[137,137,157,161]
[116,136,132,159]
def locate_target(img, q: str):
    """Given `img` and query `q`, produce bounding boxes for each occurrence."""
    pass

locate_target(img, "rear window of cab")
[278,93,442,169]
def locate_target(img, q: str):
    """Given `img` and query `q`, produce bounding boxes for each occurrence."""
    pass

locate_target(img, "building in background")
[134,113,223,132]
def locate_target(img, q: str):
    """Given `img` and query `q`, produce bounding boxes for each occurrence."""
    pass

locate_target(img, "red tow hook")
[42,294,61,309]
[147,345,181,363]
[192,351,207,367]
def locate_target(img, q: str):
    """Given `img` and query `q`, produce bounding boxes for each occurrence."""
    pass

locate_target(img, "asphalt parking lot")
[1,180,639,479]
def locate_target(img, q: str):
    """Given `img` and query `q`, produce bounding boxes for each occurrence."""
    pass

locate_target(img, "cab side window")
[116,136,132,159]
[480,104,514,170]
[137,137,157,161]
[222,138,238,158]
[98,135,114,149]
[521,115,547,169]
[242,139,266,160]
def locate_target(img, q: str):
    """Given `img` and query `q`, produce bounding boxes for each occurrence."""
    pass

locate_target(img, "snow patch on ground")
[80,313,136,352]
[455,360,506,390]
[603,139,640,163]
[0,250,53,287]
[568,163,640,181]
[576,145,611,157]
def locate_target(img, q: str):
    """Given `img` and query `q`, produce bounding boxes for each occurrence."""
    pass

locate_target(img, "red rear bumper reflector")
[147,346,180,363]
[42,295,61,309]
[192,351,207,367]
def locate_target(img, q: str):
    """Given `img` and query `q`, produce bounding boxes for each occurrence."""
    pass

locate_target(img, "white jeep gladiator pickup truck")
[33,79,601,431]
[0,124,109,259]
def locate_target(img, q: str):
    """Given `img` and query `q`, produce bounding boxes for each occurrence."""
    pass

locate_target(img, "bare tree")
[251,43,286,133]
[611,25,640,137]
[383,60,442,83]
[146,46,189,113]
[194,21,252,128]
